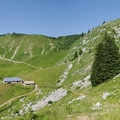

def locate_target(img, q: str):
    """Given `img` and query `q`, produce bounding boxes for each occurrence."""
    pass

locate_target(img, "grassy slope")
[0,84,34,105]
[28,77,120,120]
[0,34,80,67]
[0,33,80,116]
[0,61,35,105]
[0,19,120,119]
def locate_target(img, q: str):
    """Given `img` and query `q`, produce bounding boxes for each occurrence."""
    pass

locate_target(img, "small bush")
[48,100,53,104]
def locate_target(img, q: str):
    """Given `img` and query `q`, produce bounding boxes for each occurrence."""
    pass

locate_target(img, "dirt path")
[76,116,90,120]
[0,57,42,69]
[0,84,38,108]
[41,44,45,55]
[64,88,82,95]
[67,115,92,120]
[11,45,20,59]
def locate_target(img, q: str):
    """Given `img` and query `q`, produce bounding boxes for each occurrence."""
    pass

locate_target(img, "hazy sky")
[0,0,120,37]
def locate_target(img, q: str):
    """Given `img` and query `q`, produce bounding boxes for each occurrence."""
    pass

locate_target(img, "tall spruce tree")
[90,32,120,87]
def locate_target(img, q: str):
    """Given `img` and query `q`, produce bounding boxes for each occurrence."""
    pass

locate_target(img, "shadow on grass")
[0,98,20,113]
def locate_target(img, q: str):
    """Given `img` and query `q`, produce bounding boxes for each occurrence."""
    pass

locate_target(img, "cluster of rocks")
[32,88,67,111]
[91,91,111,111]
[36,88,43,96]
[113,26,120,38]
[57,64,73,86]
[71,74,91,90]
[68,95,85,104]
[91,102,102,111]
[102,92,111,99]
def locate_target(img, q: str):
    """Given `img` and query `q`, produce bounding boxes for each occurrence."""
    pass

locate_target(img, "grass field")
[0,84,34,105]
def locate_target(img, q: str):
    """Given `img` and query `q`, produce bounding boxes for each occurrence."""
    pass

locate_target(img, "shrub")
[48,100,53,104]
[79,49,83,55]
[74,51,78,59]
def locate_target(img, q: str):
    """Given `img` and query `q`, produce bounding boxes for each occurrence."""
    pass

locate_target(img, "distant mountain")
[0,33,82,68]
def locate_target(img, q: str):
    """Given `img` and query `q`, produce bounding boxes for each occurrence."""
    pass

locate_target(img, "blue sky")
[0,0,120,37]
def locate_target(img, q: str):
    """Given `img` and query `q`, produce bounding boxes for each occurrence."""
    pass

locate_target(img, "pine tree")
[90,32,120,87]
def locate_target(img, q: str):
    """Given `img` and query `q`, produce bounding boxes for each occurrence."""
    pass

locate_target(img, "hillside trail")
[41,44,45,55]
[11,45,21,59]
[64,87,89,95]
[67,115,93,120]
[76,116,90,120]
[0,84,38,108]
[0,57,42,69]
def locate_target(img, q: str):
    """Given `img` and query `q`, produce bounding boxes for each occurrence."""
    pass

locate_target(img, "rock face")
[32,88,67,111]
[57,64,73,86]
[102,92,111,99]
[68,95,86,104]
[71,74,91,89]
[91,102,102,111]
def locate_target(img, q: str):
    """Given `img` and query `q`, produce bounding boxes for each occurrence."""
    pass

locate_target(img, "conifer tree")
[90,32,120,87]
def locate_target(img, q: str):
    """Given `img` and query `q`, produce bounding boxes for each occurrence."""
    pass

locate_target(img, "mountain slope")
[0,33,81,68]
[0,18,120,120]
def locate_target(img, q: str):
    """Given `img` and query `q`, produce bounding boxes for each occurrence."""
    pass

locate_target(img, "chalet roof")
[3,77,22,82]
